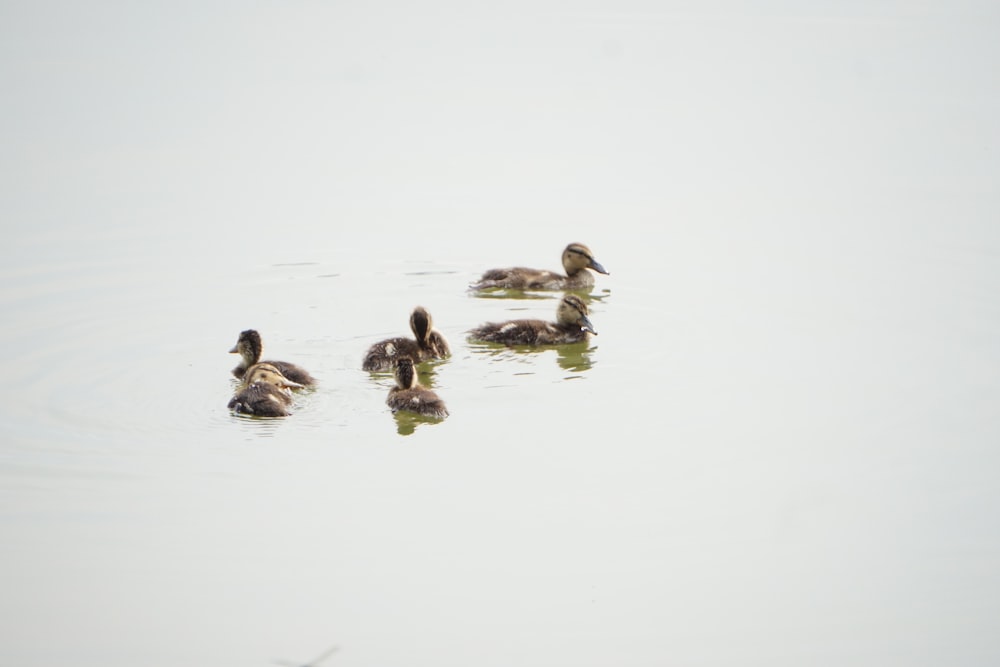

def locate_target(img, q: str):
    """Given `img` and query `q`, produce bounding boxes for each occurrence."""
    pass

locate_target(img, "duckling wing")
[469,320,546,345]
[229,384,293,417]
[266,360,315,386]
[387,388,448,419]
[472,267,557,290]
[362,337,423,371]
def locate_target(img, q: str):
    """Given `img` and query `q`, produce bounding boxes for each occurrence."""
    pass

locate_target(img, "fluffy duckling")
[227,363,304,417]
[469,294,598,345]
[471,242,609,291]
[362,306,450,372]
[229,329,316,386]
[386,357,449,419]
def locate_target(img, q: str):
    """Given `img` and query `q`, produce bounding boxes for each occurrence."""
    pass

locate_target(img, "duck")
[362,306,450,372]
[227,363,304,417]
[471,242,609,291]
[468,294,598,345]
[386,357,449,419]
[229,329,316,386]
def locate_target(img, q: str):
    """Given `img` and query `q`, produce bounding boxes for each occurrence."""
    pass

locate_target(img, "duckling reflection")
[362,306,450,371]
[386,357,449,419]
[471,242,609,291]
[470,340,596,377]
[229,329,316,386]
[228,363,304,417]
[556,344,595,374]
[468,294,597,346]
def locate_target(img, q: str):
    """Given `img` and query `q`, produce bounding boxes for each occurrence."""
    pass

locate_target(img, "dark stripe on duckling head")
[561,294,598,335]
[410,307,432,343]
[394,356,417,390]
[566,243,610,276]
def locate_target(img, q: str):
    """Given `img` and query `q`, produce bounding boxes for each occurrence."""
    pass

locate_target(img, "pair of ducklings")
[467,241,606,344]
[228,330,316,417]
[361,289,597,371]
[228,242,610,419]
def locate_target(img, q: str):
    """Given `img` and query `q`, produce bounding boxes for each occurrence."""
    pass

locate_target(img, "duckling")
[386,357,449,419]
[469,294,598,345]
[227,363,304,417]
[229,329,316,386]
[362,306,450,372]
[471,242,610,291]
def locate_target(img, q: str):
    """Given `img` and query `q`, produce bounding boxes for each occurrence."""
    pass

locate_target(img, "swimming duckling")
[469,294,598,345]
[227,363,304,417]
[229,329,316,386]
[471,242,610,291]
[362,306,450,372]
[386,357,449,419]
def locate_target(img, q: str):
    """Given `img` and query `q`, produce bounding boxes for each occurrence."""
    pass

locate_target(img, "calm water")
[2,2,999,666]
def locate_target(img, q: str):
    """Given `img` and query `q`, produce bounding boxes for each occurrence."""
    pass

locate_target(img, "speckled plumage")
[469,294,598,345]
[471,243,609,291]
[229,329,316,386]
[227,364,303,417]
[386,357,449,419]
[362,307,450,371]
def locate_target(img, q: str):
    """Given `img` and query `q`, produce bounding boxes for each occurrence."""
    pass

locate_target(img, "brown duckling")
[227,363,304,417]
[471,242,609,291]
[362,306,450,372]
[386,357,449,419]
[229,329,316,386]
[469,294,597,345]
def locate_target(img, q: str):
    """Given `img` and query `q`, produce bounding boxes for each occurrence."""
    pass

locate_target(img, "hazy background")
[1,1,999,666]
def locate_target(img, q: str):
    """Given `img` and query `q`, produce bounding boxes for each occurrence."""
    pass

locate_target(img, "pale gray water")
[2,2,999,666]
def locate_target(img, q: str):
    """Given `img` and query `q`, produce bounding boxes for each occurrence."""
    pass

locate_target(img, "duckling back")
[386,357,449,418]
[227,363,302,417]
[362,336,427,372]
[228,382,294,417]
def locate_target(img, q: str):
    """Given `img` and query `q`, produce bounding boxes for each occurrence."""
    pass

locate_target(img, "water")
[2,2,1000,666]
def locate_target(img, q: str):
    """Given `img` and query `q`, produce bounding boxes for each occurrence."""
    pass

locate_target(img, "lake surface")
[2,2,999,666]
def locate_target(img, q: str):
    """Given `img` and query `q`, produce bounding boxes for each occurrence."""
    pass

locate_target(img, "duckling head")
[409,307,433,343]
[557,294,598,335]
[245,363,305,390]
[562,243,609,277]
[394,356,418,390]
[229,329,263,364]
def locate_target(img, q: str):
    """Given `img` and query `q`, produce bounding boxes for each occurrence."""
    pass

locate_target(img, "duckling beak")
[228,345,238,354]
[589,258,609,275]
[282,380,306,390]
[580,315,598,335]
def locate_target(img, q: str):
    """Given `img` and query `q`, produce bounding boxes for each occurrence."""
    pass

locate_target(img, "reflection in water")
[391,409,445,436]
[556,343,595,375]
[470,287,610,304]
[470,288,555,301]
[364,361,447,388]
[468,340,595,377]
[228,411,287,438]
